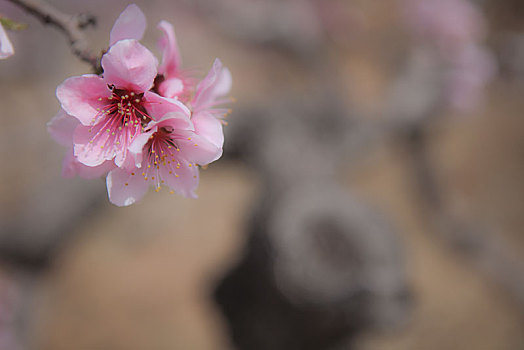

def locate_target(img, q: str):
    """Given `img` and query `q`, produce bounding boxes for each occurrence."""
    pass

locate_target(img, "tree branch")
[404,123,524,310]
[5,0,101,73]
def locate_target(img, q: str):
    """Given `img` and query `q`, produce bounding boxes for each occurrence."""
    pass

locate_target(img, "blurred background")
[1,0,524,349]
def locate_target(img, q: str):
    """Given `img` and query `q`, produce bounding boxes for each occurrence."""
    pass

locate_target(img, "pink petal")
[158,157,199,198]
[56,75,110,126]
[47,109,79,147]
[73,123,122,167]
[0,23,14,59]
[192,111,225,149]
[128,128,156,167]
[193,58,232,110]
[158,77,185,99]
[172,128,222,165]
[109,4,147,46]
[107,167,149,206]
[157,20,182,76]
[143,91,191,127]
[102,39,158,92]
[62,149,115,179]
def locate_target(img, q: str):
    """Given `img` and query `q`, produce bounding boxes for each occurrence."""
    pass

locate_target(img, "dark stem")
[5,0,102,73]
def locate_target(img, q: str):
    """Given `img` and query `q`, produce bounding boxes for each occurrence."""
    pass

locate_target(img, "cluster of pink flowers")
[403,0,496,112]
[48,4,231,206]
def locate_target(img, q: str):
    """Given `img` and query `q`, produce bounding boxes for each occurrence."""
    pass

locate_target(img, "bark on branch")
[6,0,101,72]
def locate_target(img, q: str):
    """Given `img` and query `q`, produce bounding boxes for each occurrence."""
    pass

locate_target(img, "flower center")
[139,127,185,190]
[94,86,152,128]
[85,86,155,158]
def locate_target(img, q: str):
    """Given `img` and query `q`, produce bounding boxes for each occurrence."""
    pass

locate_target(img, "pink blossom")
[403,0,495,113]
[106,112,222,206]
[55,38,195,170]
[445,44,496,113]
[49,3,232,206]
[191,59,232,149]
[54,3,163,169]
[404,0,485,57]
[0,22,14,59]
[48,110,115,178]
[156,20,193,100]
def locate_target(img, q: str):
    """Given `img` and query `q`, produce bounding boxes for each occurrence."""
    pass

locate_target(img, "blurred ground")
[1,0,524,349]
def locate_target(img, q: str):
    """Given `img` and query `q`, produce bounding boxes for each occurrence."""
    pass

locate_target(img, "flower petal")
[159,157,199,198]
[173,128,222,165]
[73,123,121,167]
[158,77,184,99]
[0,23,14,59]
[56,75,110,126]
[143,91,191,127]
[107,167,149,206]
[128,127,156,168]
[102,39,158,92]
[47,109,79,147]
[192,111,225,149]
[157,20,182,76]
[110,4,147,46]
[62,148,115,179]
[193,58,232,110]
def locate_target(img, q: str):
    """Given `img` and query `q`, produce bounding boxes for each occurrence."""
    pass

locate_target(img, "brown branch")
[404,123,524,310]
[6,0,101,73]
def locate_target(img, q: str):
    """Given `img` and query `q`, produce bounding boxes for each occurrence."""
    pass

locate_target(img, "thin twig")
[5,0,101,73]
